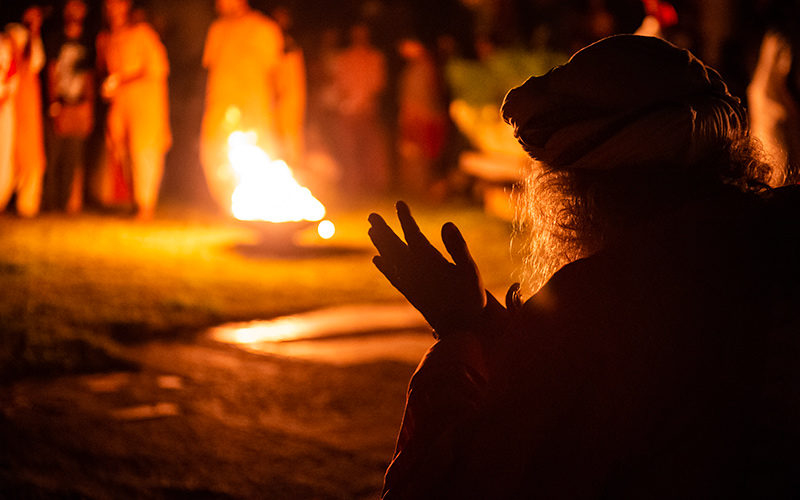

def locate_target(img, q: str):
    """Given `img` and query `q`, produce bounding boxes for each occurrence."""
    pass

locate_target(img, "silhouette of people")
[331,23,389,196]
[200,0,284,215]
[1,7,46,218]
[43,0,95,214]
[97,0,170,220]
[369,35,800,499]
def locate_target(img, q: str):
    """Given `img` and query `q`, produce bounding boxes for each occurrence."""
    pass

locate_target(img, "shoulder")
[206,18,223,36]
[136,23,167,53]
[247,11,280,32]
[766,184,800,213]
[133,22,160,40]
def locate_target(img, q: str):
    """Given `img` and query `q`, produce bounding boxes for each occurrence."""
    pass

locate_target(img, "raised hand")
[368,201,487,335]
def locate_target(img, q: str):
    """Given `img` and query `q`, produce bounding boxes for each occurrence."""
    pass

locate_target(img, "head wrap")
[501,35,746,171]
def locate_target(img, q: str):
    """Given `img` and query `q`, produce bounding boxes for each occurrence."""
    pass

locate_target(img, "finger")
[396,201,433,250]
[368,213,407,261]
[441,222,478,271]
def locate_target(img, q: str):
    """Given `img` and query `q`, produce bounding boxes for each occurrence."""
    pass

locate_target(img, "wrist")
[431,291,509,339]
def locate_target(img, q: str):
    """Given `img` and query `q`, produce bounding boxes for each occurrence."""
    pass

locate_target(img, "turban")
[501,35,746,171]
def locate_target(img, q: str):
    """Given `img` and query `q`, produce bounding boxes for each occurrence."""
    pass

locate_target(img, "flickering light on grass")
[227,131,326,223]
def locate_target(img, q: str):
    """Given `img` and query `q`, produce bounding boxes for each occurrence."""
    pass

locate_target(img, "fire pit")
[225,131,334,247]
[238,219,315,247]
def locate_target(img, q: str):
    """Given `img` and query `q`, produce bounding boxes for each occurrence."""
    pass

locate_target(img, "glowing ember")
[227,131,327,223]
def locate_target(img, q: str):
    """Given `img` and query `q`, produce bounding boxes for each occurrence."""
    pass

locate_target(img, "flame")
[227,131,326,223]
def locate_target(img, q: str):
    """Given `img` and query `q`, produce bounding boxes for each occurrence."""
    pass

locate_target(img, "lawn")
[0,197,519,380]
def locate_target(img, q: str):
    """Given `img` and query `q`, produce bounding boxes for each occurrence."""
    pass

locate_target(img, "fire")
[227,131,327,224]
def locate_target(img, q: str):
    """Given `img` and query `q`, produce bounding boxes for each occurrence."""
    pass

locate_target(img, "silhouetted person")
[43,0,95,214]
[397,38,447,198]
[331,23,389,196]
[97,0,170,220]
[369,35,800,499]
[1,7,46,218]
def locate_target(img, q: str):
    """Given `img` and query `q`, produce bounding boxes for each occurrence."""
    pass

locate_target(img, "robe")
[384,185,800,499]
[100,21,170,213]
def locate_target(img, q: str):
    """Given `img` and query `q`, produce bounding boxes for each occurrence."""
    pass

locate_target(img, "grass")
[0,197,519,379]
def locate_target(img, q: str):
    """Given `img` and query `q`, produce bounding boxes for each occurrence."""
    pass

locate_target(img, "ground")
[0,199,516,498]
[0,329,424,499]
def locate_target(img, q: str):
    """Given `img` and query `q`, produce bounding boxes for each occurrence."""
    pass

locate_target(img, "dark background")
[1,0,793,209]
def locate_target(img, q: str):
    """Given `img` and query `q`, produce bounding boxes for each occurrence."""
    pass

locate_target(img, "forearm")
[383,289,516,498]
[383,330,491,499]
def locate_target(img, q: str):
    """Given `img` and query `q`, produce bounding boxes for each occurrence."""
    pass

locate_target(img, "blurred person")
[575,0,616,51]
[634,0,678,39]
[0,31,17,216]
[396,38,447,197]
[305,26,341,158]
[331,23,390,196]
[272,6,306,170]
[201,0,284,215]
[1,8,46,218]
[43,0,94,214]
[97,0,170,220]
[746,1,800,187]
[748,31,800,187]
[369,35,800,498]
[697,0,735,70]
[301,26,344,198]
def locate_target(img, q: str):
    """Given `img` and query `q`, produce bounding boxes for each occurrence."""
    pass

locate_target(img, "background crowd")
[0,0,798,220]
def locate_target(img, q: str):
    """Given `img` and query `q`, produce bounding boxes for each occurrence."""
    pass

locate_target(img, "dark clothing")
[384,186,800,499]
[42,32,93,212]
[43,130,84,211]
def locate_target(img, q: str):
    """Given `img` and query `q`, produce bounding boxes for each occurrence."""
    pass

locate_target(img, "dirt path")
[0,335,419,499]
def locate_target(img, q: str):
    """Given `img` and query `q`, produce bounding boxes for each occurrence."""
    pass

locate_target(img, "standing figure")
[748,31,800,187]
[98,0,170,220]
[331,23,390,195]
[0,32,18,215]
[44,0,94,214]
[1,8,46,218]
[397,38,447,197]
[201,0,284,215]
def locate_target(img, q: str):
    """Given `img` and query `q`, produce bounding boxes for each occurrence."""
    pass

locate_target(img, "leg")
[63,138,85,214]
[43,125,63,211]
[0,103,16,212]
[130,147,164,220]
[15,156,46,217]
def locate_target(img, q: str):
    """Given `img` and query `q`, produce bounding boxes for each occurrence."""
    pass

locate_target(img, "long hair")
[513,129,775,295]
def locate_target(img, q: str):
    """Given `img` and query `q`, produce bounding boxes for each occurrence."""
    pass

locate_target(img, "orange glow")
[227,131,326,223]
[209,304,428,345]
